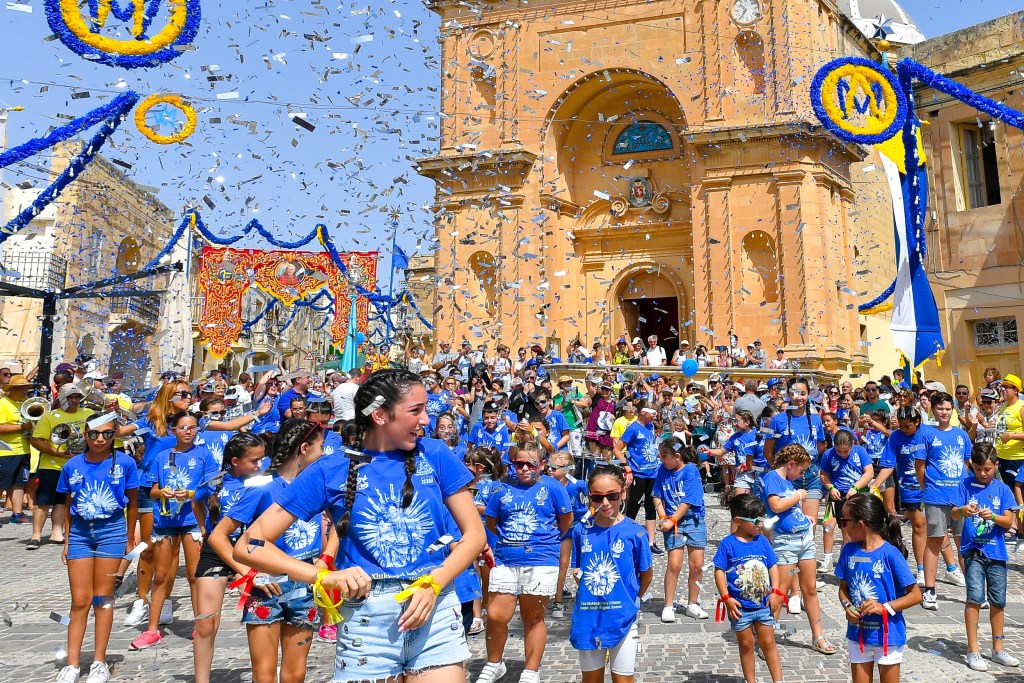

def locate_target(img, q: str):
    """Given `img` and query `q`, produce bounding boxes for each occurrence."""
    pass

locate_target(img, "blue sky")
[0,0,1020,288]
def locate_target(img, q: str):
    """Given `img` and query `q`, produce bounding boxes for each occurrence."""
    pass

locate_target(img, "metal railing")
[108,295,161,326]
[0,252,67,291]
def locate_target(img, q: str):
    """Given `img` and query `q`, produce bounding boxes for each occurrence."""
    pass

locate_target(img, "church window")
[612,121,673,155]
[973,317,1017,349]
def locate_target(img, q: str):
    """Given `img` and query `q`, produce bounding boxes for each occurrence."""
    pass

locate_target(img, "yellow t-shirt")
[32,408,95,471]
[611,415,637,440]
[995,400,1024,461]
[0,397,29,456]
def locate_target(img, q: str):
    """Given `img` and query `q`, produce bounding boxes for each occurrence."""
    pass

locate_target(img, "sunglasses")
[589,491,623,503]
[736,516,765,527]
[173,391,194,399]
[86,429,116,440]
[206,411,225,419]
[838,516,856,528]
[828,391,839,395]
[175,424,199,433]
[545,465,564,473]
[512,461,539,470]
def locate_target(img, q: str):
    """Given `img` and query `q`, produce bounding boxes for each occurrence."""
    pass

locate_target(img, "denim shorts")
[137,487,155,515]
[730,605,774,633]
[66,516,127,561]
[964,551,1007,608]
[242,579,317,629]
[335,579,469,683]
[772,527,816,565]
[793,464,823,499]
[664,514,707,550]
[151,524,201,543]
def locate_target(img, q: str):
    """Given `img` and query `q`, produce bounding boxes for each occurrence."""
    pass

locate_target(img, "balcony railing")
[0,252,67,291]
[108,295,161,327]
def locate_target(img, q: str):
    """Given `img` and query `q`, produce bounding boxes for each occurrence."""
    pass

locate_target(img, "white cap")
[631,337,642,345]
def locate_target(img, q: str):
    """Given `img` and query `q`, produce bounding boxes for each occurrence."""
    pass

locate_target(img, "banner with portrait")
[197,247,377,359]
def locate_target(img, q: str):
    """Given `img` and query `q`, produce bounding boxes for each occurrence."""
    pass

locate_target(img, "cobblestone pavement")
[3,499,1024,683]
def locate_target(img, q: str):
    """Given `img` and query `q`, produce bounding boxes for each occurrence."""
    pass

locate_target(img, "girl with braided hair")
[237,369,485,683]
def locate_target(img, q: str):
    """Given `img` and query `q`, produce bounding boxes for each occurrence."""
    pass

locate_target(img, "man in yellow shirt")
[0,375,34,524]
[610,401,638,440]
[28,384,94,549]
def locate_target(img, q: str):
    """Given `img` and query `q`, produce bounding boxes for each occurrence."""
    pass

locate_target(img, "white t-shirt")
[331,382,359,421]
[645,346,667,367]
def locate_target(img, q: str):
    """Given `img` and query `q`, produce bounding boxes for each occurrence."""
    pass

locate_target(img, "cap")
[767,377,781,388]
[324,369,336,377]
[54,363,75,374]
[640,407,658,415]
[461,340,471,347]
[923,380,946,393]
[980,388,999,400]
[708,373,722,382]
[616,338,627,345]
[58,384,84,400]
[661,386,674,394]
[757,383,768,392]
[754,339,762,344]
[1002,374,1023,392]
[599,382,613,390]
[631,337,642,345]
[679,339,690,345]
[512,377,524,386]
[558,375,573,384]
[5,375,31,389]
[649,373,660,381]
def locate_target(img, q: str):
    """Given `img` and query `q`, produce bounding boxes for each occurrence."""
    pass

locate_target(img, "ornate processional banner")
[198,247,378,359]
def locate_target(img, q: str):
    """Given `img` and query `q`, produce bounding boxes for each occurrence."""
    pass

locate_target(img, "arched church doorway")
[614,269,682,361]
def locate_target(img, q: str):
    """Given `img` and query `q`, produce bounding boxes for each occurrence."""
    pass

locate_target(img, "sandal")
[811,636,837,655]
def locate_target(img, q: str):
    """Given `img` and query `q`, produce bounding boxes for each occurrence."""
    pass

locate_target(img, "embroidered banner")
[197,247,377,359]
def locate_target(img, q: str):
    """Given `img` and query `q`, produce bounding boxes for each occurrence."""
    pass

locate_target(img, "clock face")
[732,0,761,25]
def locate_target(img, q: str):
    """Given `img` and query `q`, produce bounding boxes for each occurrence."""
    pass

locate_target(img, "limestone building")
[419,0,922,373]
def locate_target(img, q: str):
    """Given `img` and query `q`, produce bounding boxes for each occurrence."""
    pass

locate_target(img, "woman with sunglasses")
[480,440,572,683]
[120,381,273,629]
[55,426,140,683]
[571,465,653,683]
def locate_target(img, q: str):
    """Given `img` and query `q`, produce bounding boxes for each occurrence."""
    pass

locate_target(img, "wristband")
[319,554,336,570]
[883,602,896,616]
[827,485,836,494]
[394,574,443,602]
[840,598,854,611]
[770,588,787,599]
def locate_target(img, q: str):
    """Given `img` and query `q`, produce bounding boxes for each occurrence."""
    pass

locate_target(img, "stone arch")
[740,230,779,304]
[609,263,688,358]
[115,237,142,274]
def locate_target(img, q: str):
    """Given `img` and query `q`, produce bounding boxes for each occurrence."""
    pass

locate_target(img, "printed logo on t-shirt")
[872,559,886,577]
[283,519,320,552]
[610,538,625,558]
[936,445,965,479]
[356,474,369,491]
[166,468,193,491]
[848,571,880,603]
[534,486,549,506]
[110,463,124,483]
[68,470,84,487]
[501,488,513,504]
[580,535,593,554]
[583,551,620,597]
[735,560,771,604]
[503,503,540,543]
[78,481,118,520]
[355,484,433,569]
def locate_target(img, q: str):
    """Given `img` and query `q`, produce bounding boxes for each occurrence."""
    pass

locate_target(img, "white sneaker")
[945,566,967,587]
[682,603,709,620]
[518,671,540,683]
[991,650,1020,667]
[916,570,925,587]
[661,605,677,623]
[158,601,172,625]
[123,599,148,627]
[815,579,826,589]
[921,591,938,611]
[966,652,989,671]
[475,661,507,683]
[787,595,802,614]
[56,665,80,683]
[818,554,833,574]
[85,661,110,683]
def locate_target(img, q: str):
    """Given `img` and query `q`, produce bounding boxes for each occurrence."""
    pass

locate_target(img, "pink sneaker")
[129,630,163,651]
[316,624,337,643]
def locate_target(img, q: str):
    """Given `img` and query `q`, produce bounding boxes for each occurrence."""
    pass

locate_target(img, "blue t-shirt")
[425,391,453,433]
[749,437,770,471]
[862,430,887,464]
[918,426,971,505]
[196,472,251,540]
[562,475,590,519]
[713,534,778,610]
[442,513,482,604]
[58,452,140,521]
[276,388,308,422]
[878,429,928,503]
[251,402,280,435]
[143,446,219,528]
[255,476,324,560]
[724,430,758,469]
[468,423,511,459]
[762,470,811,534]
[485,475,572,567]
[819,446,871,493]
[133,417,177,475]
[835,541,916,647]
[958,476,1013,561]
[768,411,825,460]
[570,518,652,650]
[652,463,705,519]
[619,421,660,479]
[277,438,472,579]
[544,410,570,448]
[321,430,345,458]
[195,428,234,467]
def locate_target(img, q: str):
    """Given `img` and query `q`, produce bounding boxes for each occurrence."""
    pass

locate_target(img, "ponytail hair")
[659,436,699,465]
[775,443,812,468]
[844,493,908,558]
[269,419,324,474]
[466,446,504,480]
[833,429,855,448]
[336,368,424,540]
[896,405,921,423]
[208,432,264,523]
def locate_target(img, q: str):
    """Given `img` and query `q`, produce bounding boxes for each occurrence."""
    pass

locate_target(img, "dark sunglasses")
[838,516,856,528]
[512,461,539,470]
[173,391,193,399]
[206,411,225,419]
[86,429,116,440]
[589,491,623,503]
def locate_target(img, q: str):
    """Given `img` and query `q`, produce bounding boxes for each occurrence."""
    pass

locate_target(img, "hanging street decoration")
[134,93,197,144]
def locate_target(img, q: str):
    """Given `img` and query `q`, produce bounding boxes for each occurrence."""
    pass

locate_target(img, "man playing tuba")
[27,384,95,550]
[0,375,35,525]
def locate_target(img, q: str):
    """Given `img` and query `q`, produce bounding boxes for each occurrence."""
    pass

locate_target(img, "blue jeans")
[964,550,1007,608]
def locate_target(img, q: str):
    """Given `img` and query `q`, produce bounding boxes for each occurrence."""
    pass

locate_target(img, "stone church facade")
[419,0,904,373]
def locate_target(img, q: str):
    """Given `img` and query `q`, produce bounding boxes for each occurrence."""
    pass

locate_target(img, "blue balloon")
[355,332,366,345]
[681,359,698,377]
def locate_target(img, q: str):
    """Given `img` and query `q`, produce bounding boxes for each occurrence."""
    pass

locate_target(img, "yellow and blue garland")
[810,56,907,145]
[134,93,197,144]
[45,0,201,69]
[0,91,140,241]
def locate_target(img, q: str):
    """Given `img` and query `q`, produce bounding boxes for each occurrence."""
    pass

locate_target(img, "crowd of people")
[0,348,1022,683]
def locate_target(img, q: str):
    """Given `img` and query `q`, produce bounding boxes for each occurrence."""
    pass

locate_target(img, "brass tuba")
[51,423,86,455]
[20,396,50,422]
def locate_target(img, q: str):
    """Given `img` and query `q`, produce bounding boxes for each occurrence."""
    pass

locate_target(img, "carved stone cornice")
[416,149,538,196]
